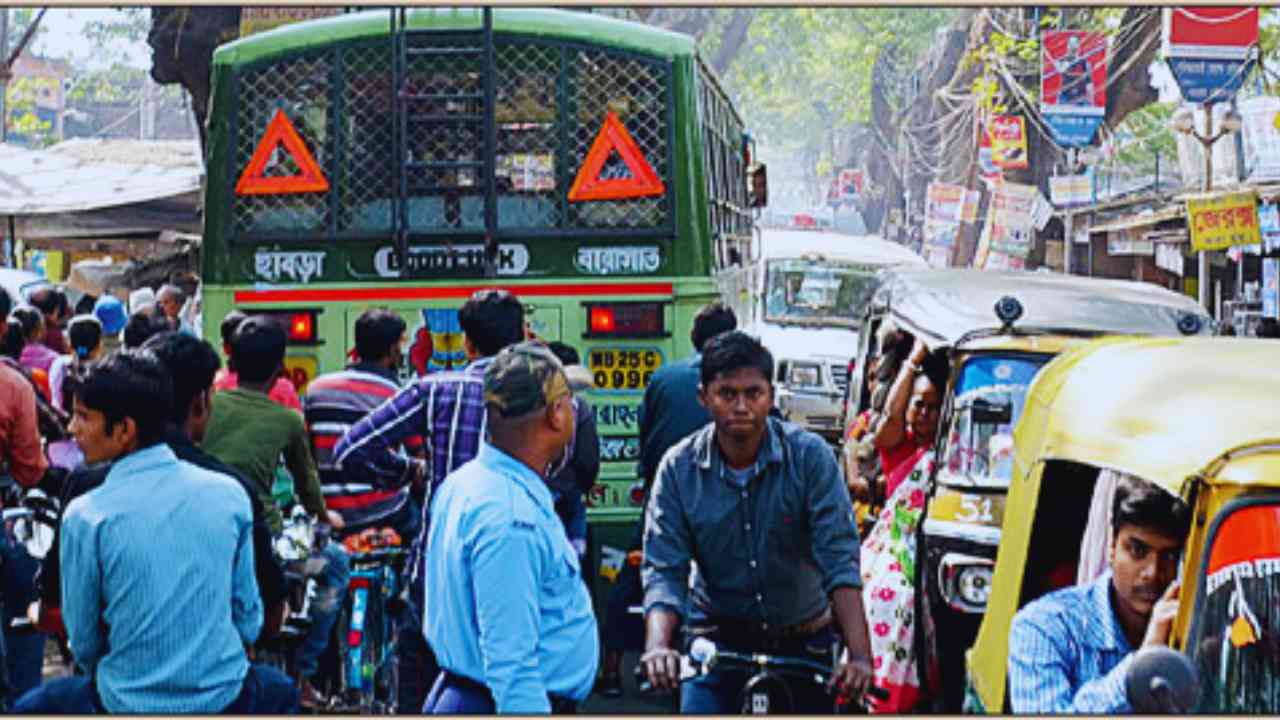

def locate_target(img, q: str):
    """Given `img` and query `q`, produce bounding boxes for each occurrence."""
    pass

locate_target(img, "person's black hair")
[876,328,913,384]
[700,330,773,387]
[142,331,222,426]
[354,308,407,363]
[221,309,248,346]
[458,289,524,357]
[919,349,949,394]
[74,293,97,316]
[1,318,24,360]
[122,311,171,350]
[1256,317,1280,339]
[1112,473,1192,541]
[68,350,172,448]
[547,341,579,366]
[230,315,286,384]
[0,286,11,319]
[67,315,103,361]
[10,306,43,343]
[28,287,58,316]
[691,302,738,352]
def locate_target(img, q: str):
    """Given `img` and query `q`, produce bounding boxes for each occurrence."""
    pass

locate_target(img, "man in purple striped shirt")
[332,289,526,712]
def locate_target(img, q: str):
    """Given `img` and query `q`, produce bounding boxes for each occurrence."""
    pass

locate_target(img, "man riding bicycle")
[640,331,875,713]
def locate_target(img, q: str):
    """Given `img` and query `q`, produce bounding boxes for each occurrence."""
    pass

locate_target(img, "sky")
[25,8,150,68]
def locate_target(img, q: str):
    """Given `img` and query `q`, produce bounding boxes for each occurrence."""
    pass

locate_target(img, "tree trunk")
[147,7,241,155]
[709,11,755,76]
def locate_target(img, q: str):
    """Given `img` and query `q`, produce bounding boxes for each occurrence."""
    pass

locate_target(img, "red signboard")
[1165,7,1259,60]
[989,115,1029,170]
[1041,31,1108,117]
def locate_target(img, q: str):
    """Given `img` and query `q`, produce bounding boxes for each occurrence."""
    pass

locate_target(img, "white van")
[717,230,926,441]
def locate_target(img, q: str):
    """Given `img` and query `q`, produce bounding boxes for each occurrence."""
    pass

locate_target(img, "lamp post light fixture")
[1169,101,1243,313]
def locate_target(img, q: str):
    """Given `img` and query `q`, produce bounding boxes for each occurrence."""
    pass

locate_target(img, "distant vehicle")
[716,230,926,442]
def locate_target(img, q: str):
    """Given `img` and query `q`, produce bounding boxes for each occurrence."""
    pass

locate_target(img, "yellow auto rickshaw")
[842,268,1213,709]
[966,336,1280,713]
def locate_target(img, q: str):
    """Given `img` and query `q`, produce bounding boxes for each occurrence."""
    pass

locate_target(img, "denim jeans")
[296,541,350,679]
[12,662,299,714]
[1,528,45,704]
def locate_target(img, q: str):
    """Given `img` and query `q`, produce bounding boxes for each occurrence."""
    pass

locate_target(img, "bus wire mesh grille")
[230,38,672,239]
[232,52,334,237]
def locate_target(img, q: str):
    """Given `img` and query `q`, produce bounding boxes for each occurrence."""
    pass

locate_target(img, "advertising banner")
[980,182,1045,260]
[1240,96,1280,182]
[1163,7,1259,104]
[1049,173,1092,207]
[1259,202,1280,253]
[989,115,1029,169]
[1186,191,1261,252]
[1041,30,1108,148]
[1264,258,1279,319]
[926,182,967,224]
[1107,229,1155,256]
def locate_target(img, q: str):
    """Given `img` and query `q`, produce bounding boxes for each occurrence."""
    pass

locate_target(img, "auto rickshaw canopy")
[1012,336,1280,493]
[870,269,1212,349]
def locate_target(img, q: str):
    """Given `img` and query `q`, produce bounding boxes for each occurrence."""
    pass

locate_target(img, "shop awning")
[1088,204,1185,235]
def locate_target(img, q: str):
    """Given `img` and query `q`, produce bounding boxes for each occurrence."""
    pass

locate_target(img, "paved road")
[579,651,677,715]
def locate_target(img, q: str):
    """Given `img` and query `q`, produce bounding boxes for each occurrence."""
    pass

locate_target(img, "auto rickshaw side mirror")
[1124,646,1202,713]
[970,397,1013,425]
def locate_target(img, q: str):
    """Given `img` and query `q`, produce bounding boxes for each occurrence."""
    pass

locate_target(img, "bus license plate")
[283,356,318,394]
[588,348,662,391]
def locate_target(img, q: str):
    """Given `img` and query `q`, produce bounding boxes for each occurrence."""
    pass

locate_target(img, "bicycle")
[636,636,889,714]
[335,539,407,714]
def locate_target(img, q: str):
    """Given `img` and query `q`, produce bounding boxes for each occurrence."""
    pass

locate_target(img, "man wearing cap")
[92,296,127,355]
[422,342,598,714]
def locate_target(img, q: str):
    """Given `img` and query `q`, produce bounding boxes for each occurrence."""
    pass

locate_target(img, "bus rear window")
[1192,500,1280,712]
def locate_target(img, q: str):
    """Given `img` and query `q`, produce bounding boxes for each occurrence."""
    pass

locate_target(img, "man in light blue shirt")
[13,351,297,714]
[1007,473,1189,713]
[423,342,599,713]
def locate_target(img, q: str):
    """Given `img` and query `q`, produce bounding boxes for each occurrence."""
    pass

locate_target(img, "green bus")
[201,8,759,604]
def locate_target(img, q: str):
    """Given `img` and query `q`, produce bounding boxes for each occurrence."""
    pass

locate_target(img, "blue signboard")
[1264,258,1279,320]
[1260,202,1280,253]
[1046,114,1104,148]
[1168,57,1254,104]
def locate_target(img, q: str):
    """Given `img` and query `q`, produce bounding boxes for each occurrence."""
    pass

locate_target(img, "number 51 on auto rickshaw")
[966,336,1280,713]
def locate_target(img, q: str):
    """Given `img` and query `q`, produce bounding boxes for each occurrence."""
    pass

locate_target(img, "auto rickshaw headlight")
[957,565,993,607]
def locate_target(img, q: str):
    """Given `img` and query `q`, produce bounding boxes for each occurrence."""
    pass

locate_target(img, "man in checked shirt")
[332,289,526,712]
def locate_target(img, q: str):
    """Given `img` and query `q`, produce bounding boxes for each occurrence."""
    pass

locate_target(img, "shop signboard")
[1186,191,1262,252]
[1163,7,1259,104]
[1041,30,1108,147]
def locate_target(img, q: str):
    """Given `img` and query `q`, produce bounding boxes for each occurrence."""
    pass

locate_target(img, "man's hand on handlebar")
[829,654,875,705]
[640,647,682,693]
[324,509,346,531]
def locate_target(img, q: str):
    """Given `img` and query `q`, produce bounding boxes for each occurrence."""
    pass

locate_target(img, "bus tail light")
[584,302,665,339]
[247,309,320,345]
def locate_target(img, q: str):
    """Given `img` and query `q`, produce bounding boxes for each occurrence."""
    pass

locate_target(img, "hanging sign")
[1041,31,1108,148]
[1186,191,1261,252]
[989,115,1029,169]
[1259,202,1280,253]
[1163,7,1258,104]
[1264,258,1279,319]
[925,182,967,224]
[1240,96,1280,182]
[1050,174,1092,207]
[235,108,330,196]
[568,111,665,202]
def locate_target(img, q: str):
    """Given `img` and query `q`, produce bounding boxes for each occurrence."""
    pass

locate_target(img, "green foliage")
[5,76,56,147]
[711,8,953,179]
[4,8,49,53]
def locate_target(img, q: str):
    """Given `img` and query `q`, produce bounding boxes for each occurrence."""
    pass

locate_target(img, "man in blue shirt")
[641,331,874,712]
[597,302,736,697]
[1007,473,1190,713]
[423,342,598,713]
[13,351,297,714]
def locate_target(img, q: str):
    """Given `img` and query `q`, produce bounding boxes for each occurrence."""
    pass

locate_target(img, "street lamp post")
[1169,101,1242,314]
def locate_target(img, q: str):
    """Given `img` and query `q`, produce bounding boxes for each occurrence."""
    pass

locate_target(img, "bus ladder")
[390,8,499,278]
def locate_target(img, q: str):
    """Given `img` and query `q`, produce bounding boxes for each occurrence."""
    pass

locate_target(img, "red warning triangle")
[568,111,666,202]
[235,108,330,196]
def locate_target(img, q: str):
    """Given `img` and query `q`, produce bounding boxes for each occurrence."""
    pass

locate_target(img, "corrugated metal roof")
[1088,204,1185,234]
[0,139,203,215]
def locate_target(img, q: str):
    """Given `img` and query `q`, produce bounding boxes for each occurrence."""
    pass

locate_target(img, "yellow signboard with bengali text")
[1187,191,1261,252]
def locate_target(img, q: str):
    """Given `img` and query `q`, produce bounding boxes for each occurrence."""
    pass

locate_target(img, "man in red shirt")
[212,310,302,413]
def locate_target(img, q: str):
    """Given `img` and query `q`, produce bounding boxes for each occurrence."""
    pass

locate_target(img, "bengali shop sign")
[990,115,1029,170]
[1163,7,1259,104]
[1186,191,1261,252]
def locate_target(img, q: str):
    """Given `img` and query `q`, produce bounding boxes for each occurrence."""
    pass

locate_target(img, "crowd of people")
[0,280,1191,715]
